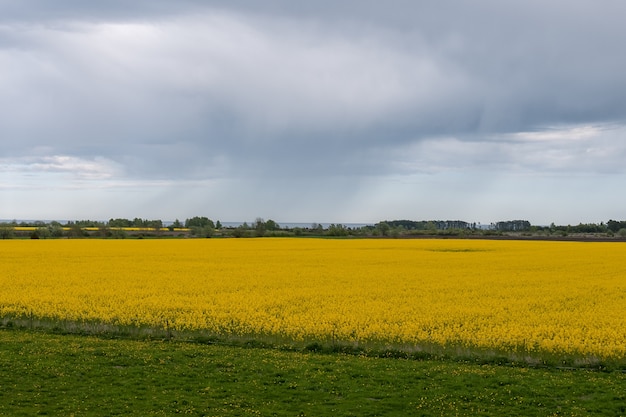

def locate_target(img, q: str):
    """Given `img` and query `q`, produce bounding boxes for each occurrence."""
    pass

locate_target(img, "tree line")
[2,217,626,239]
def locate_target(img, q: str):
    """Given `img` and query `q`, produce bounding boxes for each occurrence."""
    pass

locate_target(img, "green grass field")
[1,329,624,416]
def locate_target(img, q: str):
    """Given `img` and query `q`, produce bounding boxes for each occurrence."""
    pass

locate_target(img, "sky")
[1,0,626,225]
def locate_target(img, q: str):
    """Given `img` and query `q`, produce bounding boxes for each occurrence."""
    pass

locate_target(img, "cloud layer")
[2,1,626,223]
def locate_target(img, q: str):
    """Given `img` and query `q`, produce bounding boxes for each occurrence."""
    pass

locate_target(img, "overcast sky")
[2,0,626,225]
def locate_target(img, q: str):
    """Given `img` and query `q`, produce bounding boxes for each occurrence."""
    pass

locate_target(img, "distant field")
[1,238,625,365]
[12,226,189,232]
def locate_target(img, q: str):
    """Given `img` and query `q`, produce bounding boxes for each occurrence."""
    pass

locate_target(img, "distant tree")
[425,221,437,232]
[36,226,52,239]
[190,225,214,238]
[265,219,279,231]
[171,219,183,228]
[66,224,86,238]
[327,224,349,237]
[111,229,128,239]
[49,222,65,238]
[376,222,390,236]
[97,226,112,238]
[215,220,222,229]
[231,224,250,238]
[310,223,324,235]
[0,224,14,239]
[568,223,607,233]
[384,220,426,230]
[607,220,626,233]
[108,218,132,228]
[72,219,105,228]
[185,216,214,228]
[147,219,163,230]
[254,218,266,237]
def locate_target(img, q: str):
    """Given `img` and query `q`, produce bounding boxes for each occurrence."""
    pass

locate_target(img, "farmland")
[1,238,625,365]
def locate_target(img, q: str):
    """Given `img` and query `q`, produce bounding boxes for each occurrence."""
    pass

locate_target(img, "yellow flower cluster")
[1,238,624,358]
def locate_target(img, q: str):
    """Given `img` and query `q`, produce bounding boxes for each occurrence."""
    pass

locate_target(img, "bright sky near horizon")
[1,1,625,225]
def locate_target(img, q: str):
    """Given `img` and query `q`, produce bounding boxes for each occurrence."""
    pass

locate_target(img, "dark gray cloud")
[2,0,626,223]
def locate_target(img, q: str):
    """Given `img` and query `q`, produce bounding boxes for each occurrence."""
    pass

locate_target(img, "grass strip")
[3,316,624,371]
[1,329,625,416]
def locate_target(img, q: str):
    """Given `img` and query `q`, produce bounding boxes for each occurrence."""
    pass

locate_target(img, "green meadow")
[1,329,624,416]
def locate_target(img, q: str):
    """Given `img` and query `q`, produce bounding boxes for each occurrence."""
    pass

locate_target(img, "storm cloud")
[2,0,626,223]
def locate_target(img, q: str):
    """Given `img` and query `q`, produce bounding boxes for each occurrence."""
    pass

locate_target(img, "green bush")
[0,225,14,239]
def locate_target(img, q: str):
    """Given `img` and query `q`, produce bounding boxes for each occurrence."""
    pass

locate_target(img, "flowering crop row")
[1,238,624,359]
[12,226,185,232]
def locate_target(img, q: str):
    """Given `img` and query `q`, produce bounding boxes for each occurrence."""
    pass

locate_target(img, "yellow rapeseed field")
[1,238,624,359]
